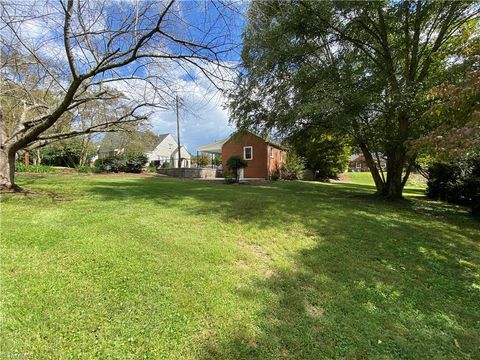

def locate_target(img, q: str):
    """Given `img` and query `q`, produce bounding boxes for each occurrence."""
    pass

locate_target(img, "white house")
[146,133,191,168]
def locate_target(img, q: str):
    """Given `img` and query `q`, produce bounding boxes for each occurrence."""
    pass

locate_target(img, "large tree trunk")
[79,135,91,166]
[359,143,386,194]
[382,113,409,199]
[0,107,19,190]
[383,150,406,199]
[0,146,18,191]
[33,149,42,166]
[24,150,30,166]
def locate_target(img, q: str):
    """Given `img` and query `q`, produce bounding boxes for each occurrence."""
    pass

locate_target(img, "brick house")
[222,131,287,179]
[348,154,369,172]
[348,154,385,172]
[197,131,287,179]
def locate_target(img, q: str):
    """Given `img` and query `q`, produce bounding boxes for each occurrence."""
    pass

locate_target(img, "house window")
[280,151,283,161]
[356,162,362,168]
[270,146,274,158]
[243,146,253,160]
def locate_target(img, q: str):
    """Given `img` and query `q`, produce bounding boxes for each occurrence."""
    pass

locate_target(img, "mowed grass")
[0,173,479,359]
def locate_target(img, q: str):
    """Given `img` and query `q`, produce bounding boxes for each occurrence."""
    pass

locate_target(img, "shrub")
[195,154,211,167]
[281,152,304,180]
[426,157,480,216]
[40,139,95,167]
[224,174,237,184]
[161,161,170,169]
[226,155,248,183]
[75,165,93,173]
[95,154,148,173]
[271,170,280,181]
[146,164,157,173]
[15,163,55,173]
[288,129,350,180]
[301,169,315,180]
[426,163,461,201]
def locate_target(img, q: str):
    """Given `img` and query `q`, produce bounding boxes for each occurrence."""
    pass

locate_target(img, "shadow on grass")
[85,176,479,358]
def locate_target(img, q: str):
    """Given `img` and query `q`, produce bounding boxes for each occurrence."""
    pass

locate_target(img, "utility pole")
[176,95,182,168]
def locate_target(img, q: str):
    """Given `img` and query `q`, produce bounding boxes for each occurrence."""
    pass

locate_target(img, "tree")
[288,128,350,179]
[99,126,161,157]
[230,0,479,198]
[281,151,304,180]
[39,138,95,167]
[412,69,480,164]
[214,154,222,167]
[226,155,247,183]
[195,154,212,167]
[0,0,237,190]
[75,99,131,166]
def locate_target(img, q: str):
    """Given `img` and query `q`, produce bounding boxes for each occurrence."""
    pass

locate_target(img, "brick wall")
[267,145,286,176]
[222,132,287,179]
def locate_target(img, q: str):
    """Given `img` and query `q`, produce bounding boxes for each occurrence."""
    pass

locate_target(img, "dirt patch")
[246,243,272,262]
[264,268,278,279]
[234,259,250,271]
[0,188,67,202]
[330,172,350,183]
[304,301,325,318]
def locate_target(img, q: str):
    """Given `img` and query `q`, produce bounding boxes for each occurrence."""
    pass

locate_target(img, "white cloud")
[104,57,238,153]
[148,91,234,154]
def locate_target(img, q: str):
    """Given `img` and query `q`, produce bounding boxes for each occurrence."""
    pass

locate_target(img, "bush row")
[94,154,148,173]
[15,163,56,173]
[427,156,480,216]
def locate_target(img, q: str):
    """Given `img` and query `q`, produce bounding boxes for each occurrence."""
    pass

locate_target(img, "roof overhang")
[196,138,228,154]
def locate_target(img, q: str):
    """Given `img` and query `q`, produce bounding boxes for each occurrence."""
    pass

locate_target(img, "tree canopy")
[230,0,479,198]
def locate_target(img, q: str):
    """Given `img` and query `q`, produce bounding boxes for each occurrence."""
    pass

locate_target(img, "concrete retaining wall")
[157,168,218,179]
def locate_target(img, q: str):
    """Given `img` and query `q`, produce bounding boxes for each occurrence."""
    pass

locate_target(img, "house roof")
[350,154,364,162]
[196,130,287,154]
[156,133,171,144]
[349,153,387,163]
[236,130,287,150]
[266,138,287,150]
[98,133,124,153]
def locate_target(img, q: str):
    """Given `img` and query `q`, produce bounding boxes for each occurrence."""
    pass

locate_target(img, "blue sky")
[10,0,248,154]
[147,1,246,153]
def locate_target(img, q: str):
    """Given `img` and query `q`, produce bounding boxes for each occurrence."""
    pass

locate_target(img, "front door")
[238,168,244,179]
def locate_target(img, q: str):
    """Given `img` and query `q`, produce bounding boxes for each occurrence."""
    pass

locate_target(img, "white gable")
[146,134,177,159]
[145,134,191,165]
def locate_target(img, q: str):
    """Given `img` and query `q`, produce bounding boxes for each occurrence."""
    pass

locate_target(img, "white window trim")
[270,146,274,158]
[243,146,253,160]
[356,162,362,168]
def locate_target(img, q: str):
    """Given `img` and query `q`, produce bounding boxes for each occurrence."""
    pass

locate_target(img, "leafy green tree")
[288,128,350,179]
[95,154,148,173]
[230,0,479,198]
[40,138,96,167]
[281,151,304,180]
[226,155,248,183]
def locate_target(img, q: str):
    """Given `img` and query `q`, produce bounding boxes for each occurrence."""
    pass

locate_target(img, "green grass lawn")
[344,171,427,193]
[1,173,479,359]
